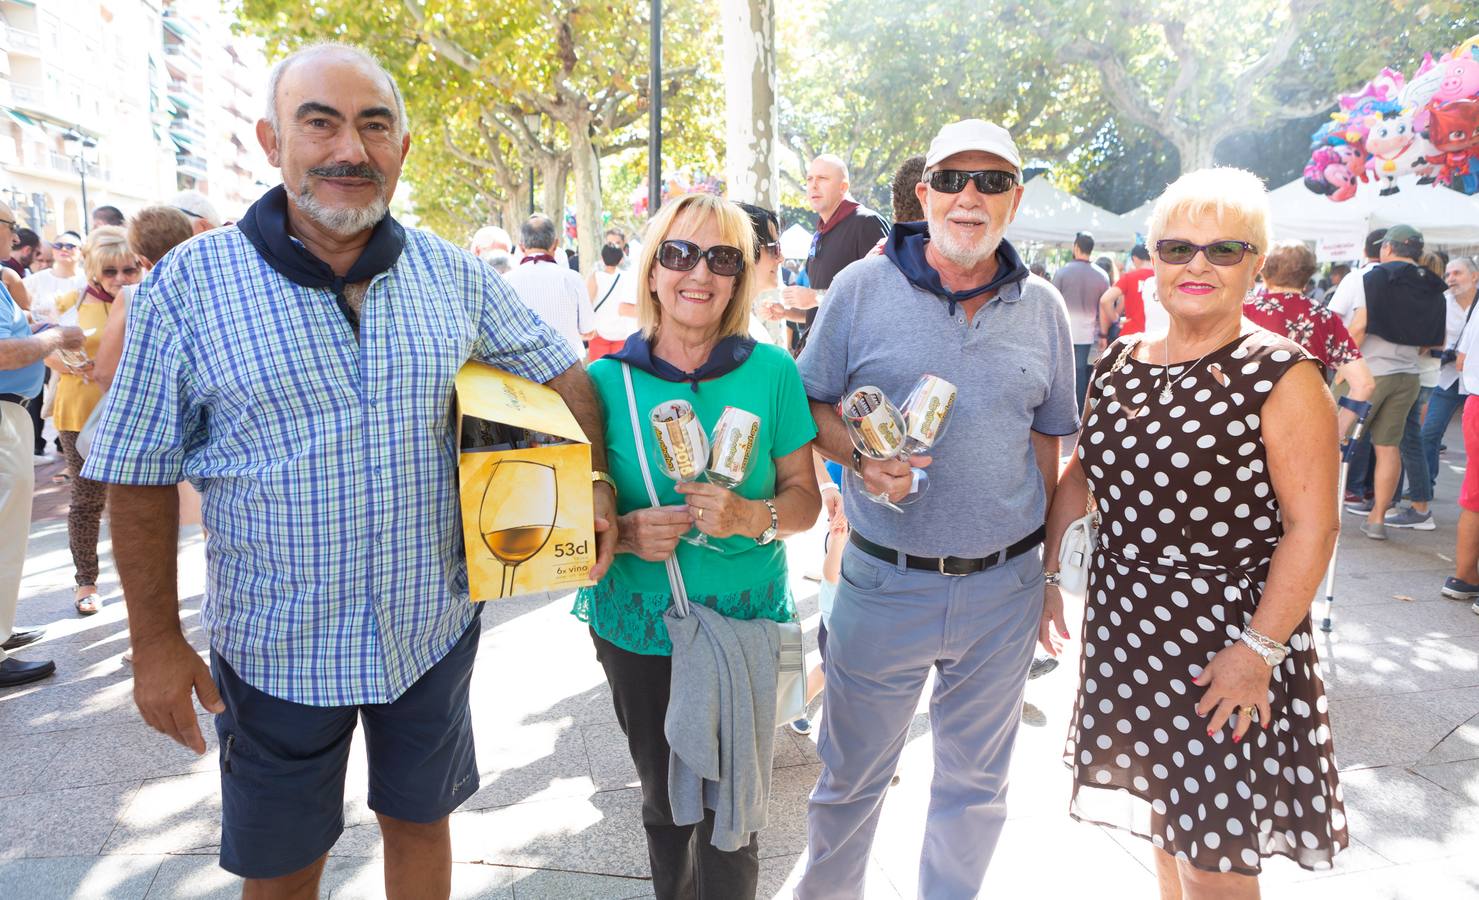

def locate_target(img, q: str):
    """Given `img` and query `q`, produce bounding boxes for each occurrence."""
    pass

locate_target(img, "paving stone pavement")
[3,441,1477,899]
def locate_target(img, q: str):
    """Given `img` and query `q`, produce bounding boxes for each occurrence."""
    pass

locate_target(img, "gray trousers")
[796,541,1042,900]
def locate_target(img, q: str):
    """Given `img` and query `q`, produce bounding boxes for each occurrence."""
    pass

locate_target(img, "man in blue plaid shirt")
[83,44,617,897]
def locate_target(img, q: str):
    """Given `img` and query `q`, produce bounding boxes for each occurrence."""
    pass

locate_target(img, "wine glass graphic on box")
[479,460,558,598]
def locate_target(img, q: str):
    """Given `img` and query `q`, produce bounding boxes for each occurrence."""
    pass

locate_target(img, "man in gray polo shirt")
[794,119,1077,900]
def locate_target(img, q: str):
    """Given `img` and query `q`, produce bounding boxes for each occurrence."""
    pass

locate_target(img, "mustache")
[307,163,385,184]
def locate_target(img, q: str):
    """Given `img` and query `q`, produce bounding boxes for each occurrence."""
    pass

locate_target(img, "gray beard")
[928,214,1003,268]
[286,182,388,237]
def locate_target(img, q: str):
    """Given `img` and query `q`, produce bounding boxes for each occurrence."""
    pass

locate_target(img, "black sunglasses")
[658,240,745,277]
[1154,239,1258,267]
[100,266,141,279]
[53,241,77,251]
[928,169,1018,195]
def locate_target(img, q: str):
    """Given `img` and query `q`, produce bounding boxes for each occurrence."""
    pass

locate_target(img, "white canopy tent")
[1006,177,1140,250]
[1266,177,1479,250]
[1122,198,1156,237]
[779,222,813,260]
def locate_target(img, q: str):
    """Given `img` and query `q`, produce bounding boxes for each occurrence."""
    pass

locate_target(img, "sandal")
[74,587,100,616]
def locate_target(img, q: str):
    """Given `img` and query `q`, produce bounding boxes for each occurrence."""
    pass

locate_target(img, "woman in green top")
[574,193,820,899]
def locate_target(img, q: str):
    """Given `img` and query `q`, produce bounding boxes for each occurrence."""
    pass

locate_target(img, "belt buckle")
[938,557,969,577]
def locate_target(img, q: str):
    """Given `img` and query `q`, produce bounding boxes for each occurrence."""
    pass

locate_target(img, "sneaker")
[1344,498,1374,515]
[1360,521,1387,541]
[1385,507,1436,530]
[1472,600,1479,616]
[1441,576,1479,601]
[1028,656,1059,680]
[32,452,55,466]
[788,717,813,735]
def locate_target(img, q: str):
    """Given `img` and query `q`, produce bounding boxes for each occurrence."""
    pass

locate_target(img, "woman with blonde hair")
[1042,168,1348,897]
[48,226,141,614]
[572,193,820,899]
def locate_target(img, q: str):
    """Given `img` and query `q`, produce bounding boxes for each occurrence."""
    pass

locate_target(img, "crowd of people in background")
[0,190,219,687]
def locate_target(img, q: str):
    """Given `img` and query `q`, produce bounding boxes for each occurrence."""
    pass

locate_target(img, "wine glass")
[649,400,712,548]
[896,374,958,501]
[840,386,911,512]
[688,406,763,550]
[479,460,558,598]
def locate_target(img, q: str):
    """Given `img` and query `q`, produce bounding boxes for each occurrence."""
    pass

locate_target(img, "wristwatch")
[756,499,779,545]
[1043,570,1061,587]
[851,448,865,476]
[591,469,617,500]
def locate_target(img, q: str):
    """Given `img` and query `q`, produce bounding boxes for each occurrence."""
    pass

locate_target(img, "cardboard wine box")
[455,361,596,601]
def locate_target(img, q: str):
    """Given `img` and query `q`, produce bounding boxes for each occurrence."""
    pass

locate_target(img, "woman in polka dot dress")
[1041,169,1348,898]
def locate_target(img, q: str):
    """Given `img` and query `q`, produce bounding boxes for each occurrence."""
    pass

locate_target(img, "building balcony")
[6,26,42,58]
[10,81,45,110]
[176,152,208,177]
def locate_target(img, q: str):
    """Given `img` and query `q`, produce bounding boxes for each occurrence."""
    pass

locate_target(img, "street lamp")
[61,129,99,235]
[524,112,541,214]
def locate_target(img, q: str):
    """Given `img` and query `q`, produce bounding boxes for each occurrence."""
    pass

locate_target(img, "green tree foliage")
[235,0,723,263]
[778,0,1103,212]
[783,0,1475,215]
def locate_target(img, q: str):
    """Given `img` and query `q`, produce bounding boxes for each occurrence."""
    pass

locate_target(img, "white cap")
[167,190,223,228]
[925,119,1022,174]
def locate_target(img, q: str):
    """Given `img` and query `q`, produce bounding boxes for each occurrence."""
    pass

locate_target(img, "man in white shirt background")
[502,215,596,361]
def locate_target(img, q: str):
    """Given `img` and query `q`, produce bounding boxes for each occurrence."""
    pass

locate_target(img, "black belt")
[0,393,27,406]
[850,526,1046,577]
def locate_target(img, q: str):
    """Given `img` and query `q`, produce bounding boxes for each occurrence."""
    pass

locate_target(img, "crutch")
[1321,396,1372,633]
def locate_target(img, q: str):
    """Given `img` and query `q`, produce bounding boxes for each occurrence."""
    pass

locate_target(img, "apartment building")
[0,0,272,238]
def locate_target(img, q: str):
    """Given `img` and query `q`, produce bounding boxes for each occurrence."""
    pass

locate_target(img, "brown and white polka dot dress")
[1064,329,1349,875]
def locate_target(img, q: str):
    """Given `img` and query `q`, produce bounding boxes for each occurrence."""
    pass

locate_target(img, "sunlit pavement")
[3,434,1477,899]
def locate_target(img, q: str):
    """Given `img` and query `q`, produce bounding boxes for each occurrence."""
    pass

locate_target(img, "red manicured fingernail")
[1207,729,1214,737]
[1233,734,1242,743]
[1061,629,1070,637]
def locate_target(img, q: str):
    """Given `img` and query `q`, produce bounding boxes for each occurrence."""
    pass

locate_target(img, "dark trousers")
[590,630,760,900]
[1395,385,1435,505]
[26,370,46,454]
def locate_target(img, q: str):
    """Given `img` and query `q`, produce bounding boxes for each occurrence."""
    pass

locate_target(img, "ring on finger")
[696,508,704,521]
[1240,705,1257,721]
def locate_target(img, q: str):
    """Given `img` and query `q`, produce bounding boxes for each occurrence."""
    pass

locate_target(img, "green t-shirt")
[573,343,818,655]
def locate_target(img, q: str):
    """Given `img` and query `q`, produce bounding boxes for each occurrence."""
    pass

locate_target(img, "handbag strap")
[621,362,691,617]
[593,273,622,314]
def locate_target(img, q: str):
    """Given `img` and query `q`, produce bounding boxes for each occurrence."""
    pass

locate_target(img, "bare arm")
[0,325,83,370]
[1031,430,1061,517]
[2,268,28,311]
[110,483,224,754]
[1332,356,1375,438]
[1194,361,1339,739]
[1248,361,1340,642]
[1097,286,1123,338]
[93,288,129,389]
[1347,307,1367,345]
[544,363,616,579]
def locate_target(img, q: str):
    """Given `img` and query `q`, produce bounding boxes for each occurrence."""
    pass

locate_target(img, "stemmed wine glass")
[691,406,762,550]
[897,373,958,498]
[650,400,713,548]
[841,375,957,511]
[479,460,558,598]
[841,386,910,512]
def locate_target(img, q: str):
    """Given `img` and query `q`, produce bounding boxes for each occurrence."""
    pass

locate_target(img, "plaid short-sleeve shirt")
[83,225,579,706]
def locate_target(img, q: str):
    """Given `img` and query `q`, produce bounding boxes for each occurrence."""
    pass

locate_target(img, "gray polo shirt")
[1052,258,1109,345]
[798,254,1079,558]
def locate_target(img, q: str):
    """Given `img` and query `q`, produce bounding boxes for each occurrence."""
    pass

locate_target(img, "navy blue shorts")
[210,616,481,879]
